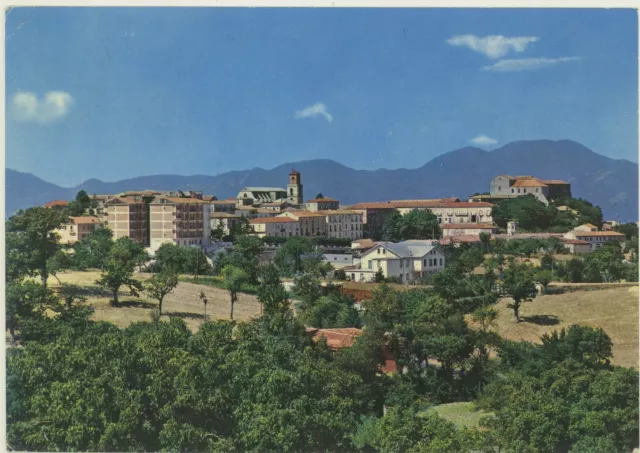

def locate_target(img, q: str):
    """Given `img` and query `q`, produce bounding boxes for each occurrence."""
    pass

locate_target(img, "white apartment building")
[350,240,446,284]
[319,210,364,240]
[149,197,211,253]
[249,217,300,238]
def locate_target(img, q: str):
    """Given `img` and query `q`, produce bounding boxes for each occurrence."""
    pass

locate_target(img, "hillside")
[6,139,638,220]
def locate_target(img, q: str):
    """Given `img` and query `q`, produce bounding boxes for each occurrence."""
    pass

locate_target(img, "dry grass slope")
[488,285,639,369]
[49,271,262,331]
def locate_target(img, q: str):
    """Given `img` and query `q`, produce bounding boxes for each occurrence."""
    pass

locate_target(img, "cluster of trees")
[492,195,604,232]
[65,190,100,217]
[6,206,640,452]
[381,210,441,242]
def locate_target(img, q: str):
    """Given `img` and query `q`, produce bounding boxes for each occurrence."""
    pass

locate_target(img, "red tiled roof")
[542,179,570,185]
[441,223,496,230]
[44,200,69,207]
[512,179,547,188]
[307,198,338,203]
[307,327,363,349]
[572,231,626,238]
[562,239,590,245]
[351,201,494,209]
[68,216,101,224]
[249,217,297,224]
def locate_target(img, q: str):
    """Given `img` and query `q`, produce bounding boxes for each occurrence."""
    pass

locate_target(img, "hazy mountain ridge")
[6,140,638,221]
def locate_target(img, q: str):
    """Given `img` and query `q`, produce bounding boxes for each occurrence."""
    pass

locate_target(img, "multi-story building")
[211,212,243,236]
[350,240,446,284]
[235,206,280,218]
[563,226,626,252]
[55,216,102,244]
[489,175,571,205]
[260,201,295,212]
[149,197,211,252]
[306,197,340,212]
[249,217,299,238]
[348,203,397,239]
[104,196,149,245]
[210,199,237,214]
[318,210,363,240]
[277,211,327,237]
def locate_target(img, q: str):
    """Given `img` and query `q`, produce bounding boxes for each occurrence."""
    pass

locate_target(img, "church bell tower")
[287,169,303,206]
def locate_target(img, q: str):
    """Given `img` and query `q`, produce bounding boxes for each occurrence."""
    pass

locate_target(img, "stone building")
[236,169,304,208]
[306,197,340,212]
[489,175,571,205]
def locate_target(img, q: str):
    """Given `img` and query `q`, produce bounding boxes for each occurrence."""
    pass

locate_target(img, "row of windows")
[423,258,443,267]
[511,187,541,194]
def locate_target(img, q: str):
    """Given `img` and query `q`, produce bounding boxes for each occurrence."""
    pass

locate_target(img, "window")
[423,259,427,266]
[368,261,372,269]
[511,188,515,193]
[498,185,501,191]
[440,258,443,266]
[518,189,521,193]
[377,248,381,255]
[523,189,527,193]
[536,188,539,193]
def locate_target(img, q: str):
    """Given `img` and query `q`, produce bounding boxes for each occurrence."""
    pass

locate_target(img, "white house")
[349,240,446,284]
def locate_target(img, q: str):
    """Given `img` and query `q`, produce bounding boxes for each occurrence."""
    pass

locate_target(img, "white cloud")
[470,135,498,146]
[294,102,333,123]
[447,34,539,59]
[483,57,580,72]
[11,91,74,123]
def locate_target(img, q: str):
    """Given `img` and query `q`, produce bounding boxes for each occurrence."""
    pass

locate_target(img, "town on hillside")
[43,170,632,285]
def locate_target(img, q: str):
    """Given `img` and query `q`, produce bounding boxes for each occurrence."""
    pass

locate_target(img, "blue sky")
[5,7,638,186]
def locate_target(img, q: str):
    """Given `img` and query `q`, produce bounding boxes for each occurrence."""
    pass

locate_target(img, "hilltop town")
[42,169,630,284]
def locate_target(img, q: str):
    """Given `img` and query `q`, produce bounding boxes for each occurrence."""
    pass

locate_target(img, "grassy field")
[421,402,491,429]
[485,285,639,369]
[48,270,263,331]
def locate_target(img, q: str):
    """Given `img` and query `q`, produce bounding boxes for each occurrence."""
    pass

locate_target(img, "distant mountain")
[6,139,638,221]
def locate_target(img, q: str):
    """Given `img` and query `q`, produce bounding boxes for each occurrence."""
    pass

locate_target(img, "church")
[236,169,304,208]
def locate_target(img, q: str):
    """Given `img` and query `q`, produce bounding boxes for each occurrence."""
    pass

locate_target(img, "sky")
[5,7,639,186]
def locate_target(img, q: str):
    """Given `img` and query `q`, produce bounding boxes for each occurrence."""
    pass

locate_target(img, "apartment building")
[319,210,364,240]
[149,197,211,253]
[104,197,149,245]
[306,197,340,212]
[350,240,445,284]
[211,212,243,236]
[55,216,102,244]
[277,211,327,237]
[348,203,397,239]
[249,217,299,238]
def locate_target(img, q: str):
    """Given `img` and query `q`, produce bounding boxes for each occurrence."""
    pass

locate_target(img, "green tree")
[479,232,491,253]
[614,222,639,240]
[6,281,58,343]
[540,325,613,368]
[299,292,362,329]
[534,269,553,293]
[501,259,537,322]
[374,268,385,283]
[47,249,74,284]
[221,265,248,320]
[95,238,143,306]
[154,242,187,273]
[144,270,179,315]
[256,264,289,316]
[6,207,69,289]
[182,246,211,279]
[382,209,441,241]
[316,192,325,199]
[492,195,556,231]
[274,236,314,276]
[73,227,114,270]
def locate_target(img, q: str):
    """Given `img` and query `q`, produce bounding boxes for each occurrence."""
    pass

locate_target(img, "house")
[573,223,598,232]
[148,196,211,253]
[391,200,494,224]
[318,210,364,240]
[260,201,295,212]
[490,175,571,205]
[55,216,101,244]
[249,216,299,238]
[348,203,397,240]
[561,238,592,254]
[563,229,626,251]
[235,206,279,218]
[441,223,497,237]
[277,211,327,237]
[438,235,483,247]
[322,253,354,269]
[352,240,446,284]
[306,197,340,212]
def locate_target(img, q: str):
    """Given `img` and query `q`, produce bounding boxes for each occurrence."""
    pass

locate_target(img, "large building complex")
[488,175,571,205]
[149,197,211,252]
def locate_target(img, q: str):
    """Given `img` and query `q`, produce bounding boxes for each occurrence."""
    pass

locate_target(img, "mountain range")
[6,139,638,221]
